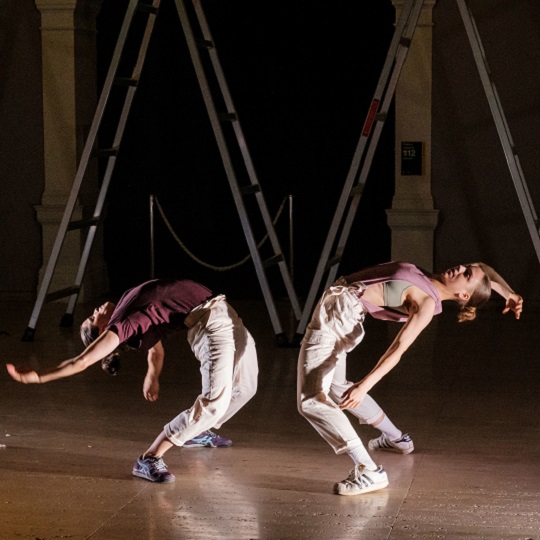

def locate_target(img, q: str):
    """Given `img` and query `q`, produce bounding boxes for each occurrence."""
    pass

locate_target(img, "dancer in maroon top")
[7,279,258,483]
[297,262,522,496]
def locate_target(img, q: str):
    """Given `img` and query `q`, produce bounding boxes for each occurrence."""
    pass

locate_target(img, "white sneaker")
[333,465,388,496]
[368,433,414,454]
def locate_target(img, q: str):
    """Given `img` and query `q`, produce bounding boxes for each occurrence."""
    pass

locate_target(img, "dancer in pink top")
[297,261,522,496]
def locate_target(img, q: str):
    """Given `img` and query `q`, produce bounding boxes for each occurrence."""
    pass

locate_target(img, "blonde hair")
[457,273,491,323]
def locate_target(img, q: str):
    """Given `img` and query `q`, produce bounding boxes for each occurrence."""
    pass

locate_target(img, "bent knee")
[298,394,327,418]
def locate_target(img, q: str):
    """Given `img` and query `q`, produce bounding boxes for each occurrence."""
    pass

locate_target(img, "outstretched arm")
[6,330,120,384]
[474,262,523,319]
[143,341,164,402]
[340,291,436,410]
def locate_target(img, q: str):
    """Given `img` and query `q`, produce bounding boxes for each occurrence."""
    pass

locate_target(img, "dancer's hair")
[80,321,121,376]
[456,272,491,322]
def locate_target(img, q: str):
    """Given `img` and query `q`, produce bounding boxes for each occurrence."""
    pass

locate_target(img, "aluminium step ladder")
[293,0,425,342]
[456,0,540,261]
[294,0,540,342]
[22,0,301,345]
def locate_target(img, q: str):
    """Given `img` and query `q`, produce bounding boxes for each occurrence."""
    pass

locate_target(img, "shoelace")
[149,457,168,472]
[347,467,370,488]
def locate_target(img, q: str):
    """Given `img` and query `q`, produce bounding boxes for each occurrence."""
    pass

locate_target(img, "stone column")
[34,0,107,301]
[386,0,439,271]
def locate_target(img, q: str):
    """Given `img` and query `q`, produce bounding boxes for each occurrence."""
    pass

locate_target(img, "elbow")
[75,358,91,373]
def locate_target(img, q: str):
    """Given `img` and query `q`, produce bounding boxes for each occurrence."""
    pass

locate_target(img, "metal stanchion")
[149,194,155,279]
[288,194,294,283]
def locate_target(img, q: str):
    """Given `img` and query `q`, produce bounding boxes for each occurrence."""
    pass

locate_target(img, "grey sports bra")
[383,280,412,308]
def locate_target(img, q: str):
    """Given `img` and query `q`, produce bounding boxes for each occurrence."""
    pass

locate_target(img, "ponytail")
[457,305,477,323]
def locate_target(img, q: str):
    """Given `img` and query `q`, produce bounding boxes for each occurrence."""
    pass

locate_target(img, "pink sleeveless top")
[344,261,442,323]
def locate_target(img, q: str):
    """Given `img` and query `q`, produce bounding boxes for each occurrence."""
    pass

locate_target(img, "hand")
[339,381,367,410]
[143,375,159,402]
[503,293,523,320]
[6,364,40,384]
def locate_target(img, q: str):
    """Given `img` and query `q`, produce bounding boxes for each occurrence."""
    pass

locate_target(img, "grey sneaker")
[368,433,414,454]
[334,465,388,496]
[132,455,176,483]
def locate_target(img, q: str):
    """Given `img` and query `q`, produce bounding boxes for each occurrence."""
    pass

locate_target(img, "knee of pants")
[298,394,328,420]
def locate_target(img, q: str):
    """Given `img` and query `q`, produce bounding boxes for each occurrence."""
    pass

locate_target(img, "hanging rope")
[154,195,289,272]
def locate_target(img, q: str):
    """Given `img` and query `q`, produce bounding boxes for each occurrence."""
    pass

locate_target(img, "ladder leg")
[294,0,425,340]
[174,0,291,343]
[23,0,159,341]
[457,0,540,261]
[191,0,301,321]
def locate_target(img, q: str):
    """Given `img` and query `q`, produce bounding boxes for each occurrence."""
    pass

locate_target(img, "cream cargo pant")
[297,281,383,454]
[164,295,258,446]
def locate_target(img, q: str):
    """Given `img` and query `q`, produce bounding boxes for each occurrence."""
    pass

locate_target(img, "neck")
[430,277,457,302]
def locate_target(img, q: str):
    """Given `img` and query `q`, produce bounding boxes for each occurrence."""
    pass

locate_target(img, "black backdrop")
[96,0,396,300]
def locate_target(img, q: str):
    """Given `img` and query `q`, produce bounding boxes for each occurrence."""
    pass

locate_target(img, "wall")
[0,1,43,298]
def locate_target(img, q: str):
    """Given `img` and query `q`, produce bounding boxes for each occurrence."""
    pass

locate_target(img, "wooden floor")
[1,298,539,539]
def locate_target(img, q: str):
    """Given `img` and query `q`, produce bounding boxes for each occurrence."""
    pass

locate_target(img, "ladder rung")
[263,254,284,268]
[240,184,261,195]
[219,112,238,122]
[68,218,99,231]
[375,112,387,122]
[325,256,341,270]
[94,147,119,158]
[197,38,214,50]
[350,185,364,197]
[137,2,158,14]
[45,286,81,303]
[114,77,139,87]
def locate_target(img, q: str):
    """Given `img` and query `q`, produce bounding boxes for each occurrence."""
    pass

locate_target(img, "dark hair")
[457,272,491,323]
[80,320,121,376]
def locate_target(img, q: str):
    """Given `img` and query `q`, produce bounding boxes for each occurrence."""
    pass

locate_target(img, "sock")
[373,415,402,441]
[347,444,377,471]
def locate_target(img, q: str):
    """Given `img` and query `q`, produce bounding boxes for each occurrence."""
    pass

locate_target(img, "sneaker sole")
[132,470,176,483]
[333,479,389,496]
[183,443,233,448]
[368,441,414,455]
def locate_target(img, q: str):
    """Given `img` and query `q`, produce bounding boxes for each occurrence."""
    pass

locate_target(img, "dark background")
[96,0,396,300]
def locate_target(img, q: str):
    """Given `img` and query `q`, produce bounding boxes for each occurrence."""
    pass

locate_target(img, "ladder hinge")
[114,77,139,87]
[45,286,81,303]
[68,218,99,231]
[350,185,364,198]
[240,184,261,195]
[197,38,214,50]
[219,112,238,122]
[263,254,284,268]
[375,112,387,122]
[325,256,342,271]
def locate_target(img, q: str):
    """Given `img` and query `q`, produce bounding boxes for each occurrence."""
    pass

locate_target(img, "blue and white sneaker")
[334,465,388,496]
[132,454,176,483]
[184,430,233,448]
[368,433,414,454]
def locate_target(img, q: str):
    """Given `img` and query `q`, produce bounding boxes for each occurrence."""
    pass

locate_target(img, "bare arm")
[143,341,164,402]
[6,330,120,384]
[339,291,435,410]
[474,262,523,319]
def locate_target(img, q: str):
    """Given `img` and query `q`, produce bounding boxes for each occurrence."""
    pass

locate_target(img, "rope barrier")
[154,195,289,272]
